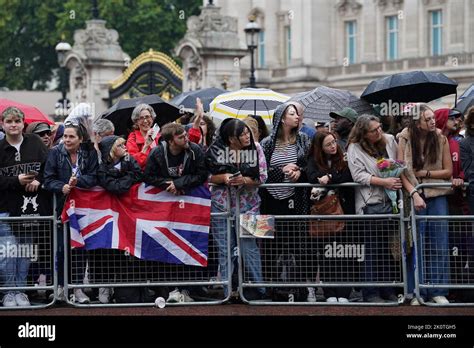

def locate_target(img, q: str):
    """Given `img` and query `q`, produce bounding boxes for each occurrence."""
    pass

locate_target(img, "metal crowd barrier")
[63,187,232,307]
[0,196,57,310]
[411,182,474,307]
[236,183,407,306]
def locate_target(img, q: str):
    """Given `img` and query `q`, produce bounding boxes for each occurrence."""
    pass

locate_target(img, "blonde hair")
[110,137,126,161]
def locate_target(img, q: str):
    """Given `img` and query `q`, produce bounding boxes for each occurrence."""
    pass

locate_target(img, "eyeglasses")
[36,131,51,137]
[368,125,382,134]
[64,121,80,127]
[117,143,126,148]
[239,130,251,138]
[138,115,152,122]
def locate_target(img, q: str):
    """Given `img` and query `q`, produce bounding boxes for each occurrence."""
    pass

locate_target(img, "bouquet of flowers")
[376,158,406,213]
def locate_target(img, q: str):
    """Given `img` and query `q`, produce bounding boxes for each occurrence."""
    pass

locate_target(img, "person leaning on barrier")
[206,118,268,301]
[0,106,49,307]
[306,130,355,303]
[259,101,311,301]
[398,103,453,306]
[43,122,99,304]
[144,122,208,303]
[93,135,142,304]
[347,114,401,303]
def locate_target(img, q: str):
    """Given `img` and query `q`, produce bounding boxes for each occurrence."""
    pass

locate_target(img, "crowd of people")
[1,97,474,306]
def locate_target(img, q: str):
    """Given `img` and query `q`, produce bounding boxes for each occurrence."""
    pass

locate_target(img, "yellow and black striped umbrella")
[209,88,290,125]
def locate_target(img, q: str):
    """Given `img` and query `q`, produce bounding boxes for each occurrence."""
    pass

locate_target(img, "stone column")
[64,19,129,116]
[175,4,248,92]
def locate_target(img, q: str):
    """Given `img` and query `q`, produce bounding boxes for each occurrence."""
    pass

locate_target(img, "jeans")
[211,203,264,297]
[416,195,449,298]
[0,212,31,289]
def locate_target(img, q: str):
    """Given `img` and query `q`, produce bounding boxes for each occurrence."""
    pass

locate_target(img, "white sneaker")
[410,297,421,306]
[49,285,66,302]
[306,287,316,302]
[326,297,338,303]
[2,292,17,307]
[166,288,181,303]
[338,297,349,303]
[98,288,112,304]
[14,292,31,306]
[74,288,90,304]
[180,290,194,302]
[431,295,449,305]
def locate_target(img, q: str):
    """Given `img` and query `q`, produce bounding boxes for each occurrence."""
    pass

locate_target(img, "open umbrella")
[0,98,54,125]
[289,86,375,122]
[209,88,290,125]
[456,83,474,115]
[361,70,458,104]
[101,95,181,137]
[170,87,226,112]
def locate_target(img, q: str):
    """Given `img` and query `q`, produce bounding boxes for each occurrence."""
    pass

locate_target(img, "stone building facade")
[214,0,474,104]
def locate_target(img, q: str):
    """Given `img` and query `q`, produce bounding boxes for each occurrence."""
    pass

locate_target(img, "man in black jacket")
[144,122,208,303]
[144,123,208,194]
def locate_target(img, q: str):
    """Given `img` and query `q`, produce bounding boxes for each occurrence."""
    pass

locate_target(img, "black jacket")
[0,134,50,215]
[98,135,143,194]
[306,156,355,214]
[144,141,208,191]
[260,102,311,214]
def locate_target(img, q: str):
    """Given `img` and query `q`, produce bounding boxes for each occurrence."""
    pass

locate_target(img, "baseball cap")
[32,122,51,134]
[448,108,463,118]
[329,107,358,124]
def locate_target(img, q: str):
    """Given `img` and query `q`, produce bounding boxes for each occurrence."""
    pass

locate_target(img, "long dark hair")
[408,104,440,170]
[220,118,254,149]
[309,130,346,172]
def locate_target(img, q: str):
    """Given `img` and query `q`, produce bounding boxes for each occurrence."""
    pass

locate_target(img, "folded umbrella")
[0,98,54,125]
[289,86,375,122]
[361,70,458,104]
[209,88,290,126]
[170,87,226,112]
[101,95,181,137]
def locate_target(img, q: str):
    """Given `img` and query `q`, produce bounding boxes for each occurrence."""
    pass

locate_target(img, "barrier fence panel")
[0,199,57,310]
[412,183,474,306]
[237,183,407,306]
[63,188,232,307]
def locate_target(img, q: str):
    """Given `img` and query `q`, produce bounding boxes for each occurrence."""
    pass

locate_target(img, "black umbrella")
[101,95,181,137]
[456,83,474,115]
[289,86,375,122]
[170,87,226,112]
[361,70,458,104]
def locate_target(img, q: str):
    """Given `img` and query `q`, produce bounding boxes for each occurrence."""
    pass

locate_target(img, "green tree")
[0,0,201,90]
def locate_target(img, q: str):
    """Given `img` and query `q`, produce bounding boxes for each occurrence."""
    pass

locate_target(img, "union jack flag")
[61,183,211,267]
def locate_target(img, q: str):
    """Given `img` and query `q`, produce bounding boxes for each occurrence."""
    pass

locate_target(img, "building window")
[285,26,291,64]
[430,10,443,56]
[386,16,398,60]
[345,21,357,64]
[258,30,265,68]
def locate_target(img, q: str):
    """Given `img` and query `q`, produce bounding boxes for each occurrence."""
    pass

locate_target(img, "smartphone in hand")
[150,123,160,140]
[26,170,38,177]
[229,171,241,179]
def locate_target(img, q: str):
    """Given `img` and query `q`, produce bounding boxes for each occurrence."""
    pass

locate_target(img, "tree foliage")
[0,0,201,90]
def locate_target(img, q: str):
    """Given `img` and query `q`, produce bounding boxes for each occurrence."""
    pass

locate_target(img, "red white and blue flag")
[61,183,211,267]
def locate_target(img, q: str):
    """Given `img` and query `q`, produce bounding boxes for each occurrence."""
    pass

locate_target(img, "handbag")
[362,201,392,214]
[309,194,345,237]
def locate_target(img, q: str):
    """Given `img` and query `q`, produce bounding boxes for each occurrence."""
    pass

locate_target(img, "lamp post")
[55,41,72,120]
[244,17,261,88]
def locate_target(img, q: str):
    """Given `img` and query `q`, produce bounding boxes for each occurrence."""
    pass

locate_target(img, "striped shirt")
[267,143,298,200]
